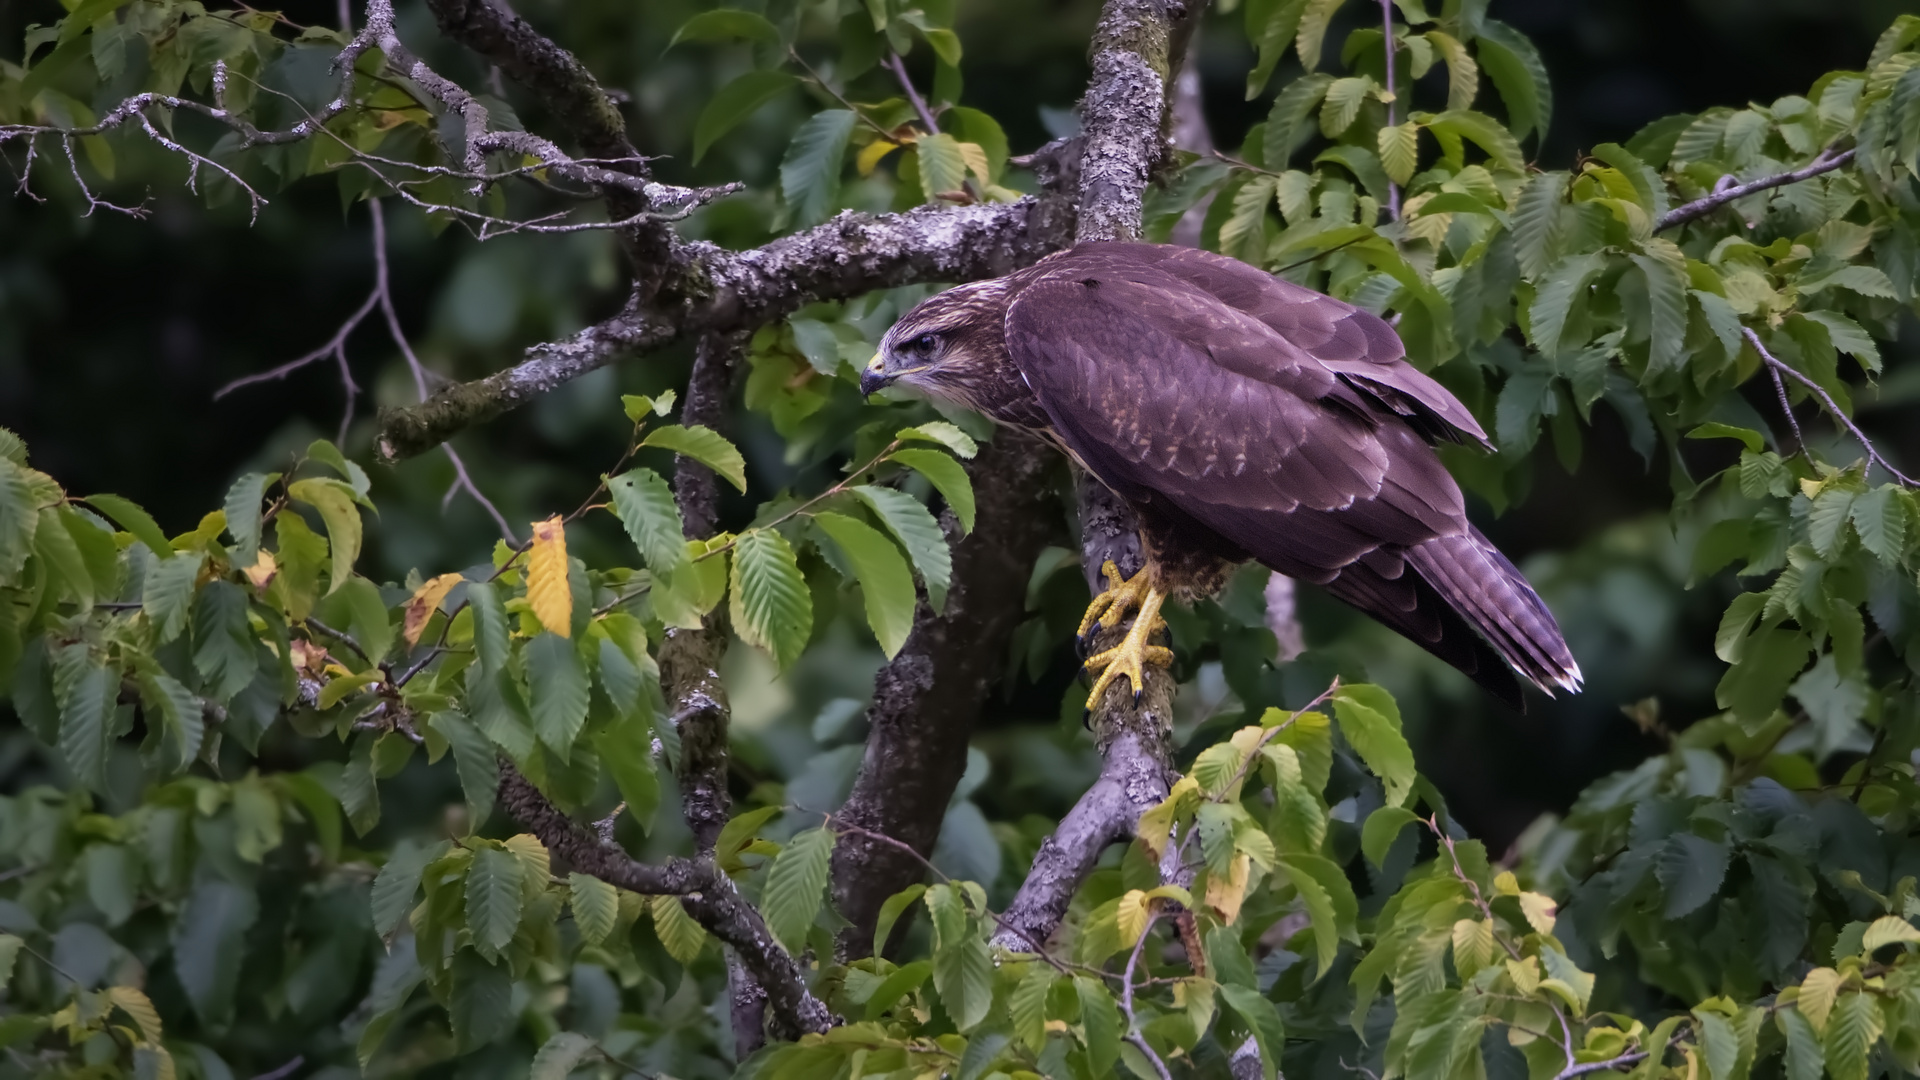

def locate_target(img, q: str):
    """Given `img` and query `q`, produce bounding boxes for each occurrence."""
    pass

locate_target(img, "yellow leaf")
[857,139,899,176]
[106,986,164,1045]
[1506,956,1540,995]
[956,140,991,183]
[1799,477,1826,499]
[1116,890,1151,948]
[1518,891,1558,935]
[1205,853,1252,925]
[1798,966,1841,1033]
[1452,918,1496,977]
[503,833,551,886]
[1135,776,1199,861]
[527,516,572,638]
[1861,914,1920,953]
[1492,870,1521,896]
[403,572,465,648]
[242,549,278,591]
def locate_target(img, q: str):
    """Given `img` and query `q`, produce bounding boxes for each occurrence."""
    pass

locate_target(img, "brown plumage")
[861,241,1580,708]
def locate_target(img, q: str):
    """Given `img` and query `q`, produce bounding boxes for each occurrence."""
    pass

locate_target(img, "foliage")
[7,0,1920,1079]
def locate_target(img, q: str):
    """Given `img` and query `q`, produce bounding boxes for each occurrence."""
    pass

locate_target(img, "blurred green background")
[3,0,1916,861]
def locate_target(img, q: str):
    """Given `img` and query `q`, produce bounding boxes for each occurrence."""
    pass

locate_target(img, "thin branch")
[1656,146,1857,231]
[887,53,942,135]
[1119,911,1175,1080]
[1744,326,1917,486]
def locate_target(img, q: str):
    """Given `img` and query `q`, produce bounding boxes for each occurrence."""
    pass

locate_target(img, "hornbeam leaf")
[607,469,688,579]
[1512,171,1568,279]
[916,132,969,202]
[892,450,975,532]
[1475,19,1551,142]
[729,529,812,669]
[1263,71,1335,166]
[851,485,951,610]
[651,895,709,964]
[1074,976,1120,1075]
[370,840,444,937]
[1378,121,1421,185]
[1849,487,1907,564]
[140,669,203,770]
[1801,310,1882,373]
[669,9,780,49]
[525,631,589,759]
[1528,252,1606,356]
[1220,175,1278,264]
[1655,833,1730,917]
[812,512,917,658]
[1331,684,1415,806]
[530,1032,599,1080]
[1245,0,1308,98]
[1630,241,1688,374]
[1319,76,1374,138]
[693,70,795,163]
[1009,962,1053,1051]
[1294,0,1349,71]
[641,425,747,492]
[568,873,619,947]
[762,826,835,953]
[1425,29,1478,110]
[83,493,169,558]
[0,460,37,579]
[287,477,361,592]
[58,659,115,793]
[1428,108,1524,172]
[222,472,274,565]
[1824,992,1883,1080]
[896,422,978,459]
[465,845,524,954]
[143,550,202,645]
[526,516,572,638]
[465,580,510,676]
[429,711,498,830]
[781,109,857,228]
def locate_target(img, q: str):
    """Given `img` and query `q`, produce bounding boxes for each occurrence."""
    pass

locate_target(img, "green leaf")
[142,549,202,645]
[1809,487,1857,558]
[530,1032,598,1080]
[1475,19,1551,141]
[1263,72,1335,166]
[1073,975,1120,1075]
[1361,805,1420,867]
[84,842,135,925]
[874,883,927,956]
[1528,252,1606,356]
[0,461,37,579]
[192,581,257,703]
[607,469,689,579]
[641,425,747,492]
[593,713,661,834]
[892,449,975,532]
[1220,983,1287,1080]
[718,805,783,875]
[448,950,514,1052]
[651,895,709,965]
[1631,242,1688,374]
[1717,624,1811,724]
[1656,833,1730,917]
[569,873,619,946]
[670,9,780,49]
[222,472,274,565]
[465,579,510,677]
[35,507,94,608]
[1803,265,1897,300]
[1331,684,1416,806]
[1686,422,1764,454]
[762,826,835,952]
[1780,1007,1824,1080]
[139,669,204,769]
[1428,108,1524,171]
[781,109,857,227]
[1849,487,1907,564]
[1824,992,1883,1080]
[1294,0,1349,70]
[1378,121,1421,185]
[812,511,917,658]
[526,632,590,759]
[692,70,795,163]
[1319,76,1374,138]
[306,439,370,499]
[1801,310,1882,373]
[429,711,499,830]
[1009,962,1053,1051]
[287,477,362,592]
[83,493,169,558]
[916,132,970,200]
[1512,171,1567,279]
[1425,29,1478,110]
[730,529,813,669]
[864,959,934,1021]
[465,845,525,954]
[851,485,951,610]
[232,774,283,862]
[897,422,979,459]
[172,878,259,1026]
[1220,175,1277,264]
[1245,0,1308,98]
[371,840,443,937]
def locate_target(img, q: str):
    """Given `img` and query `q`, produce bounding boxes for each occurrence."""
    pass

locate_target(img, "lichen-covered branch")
[374,195,1075,460]
[1656,146,1858,232]
[830,430,1060,957]
[495,765,834,1036]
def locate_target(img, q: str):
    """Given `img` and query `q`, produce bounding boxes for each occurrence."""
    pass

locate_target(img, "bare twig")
[887,53,943,135]
[1744,326,1916,486]
[1656,147,1857,231]
[1119,910,1175,1080]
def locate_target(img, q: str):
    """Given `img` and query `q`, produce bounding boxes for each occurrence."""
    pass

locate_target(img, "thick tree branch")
[830,429,1061,957]
[1655,146,1857,231]
[375,195,1075,461]
[495,765,833,1035]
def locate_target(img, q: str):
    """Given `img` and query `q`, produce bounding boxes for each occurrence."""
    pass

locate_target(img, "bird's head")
[860,279,1012,408]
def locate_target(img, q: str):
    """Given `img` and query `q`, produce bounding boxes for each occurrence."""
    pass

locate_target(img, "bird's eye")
[912,333,938,354]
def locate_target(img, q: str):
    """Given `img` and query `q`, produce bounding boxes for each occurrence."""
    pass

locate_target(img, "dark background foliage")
[0,0,1911,851]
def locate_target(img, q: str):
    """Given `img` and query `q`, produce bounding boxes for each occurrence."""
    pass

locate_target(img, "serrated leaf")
[371,840,442,937]
[891,449,975,532]
[642,425,747,493]
[1220,175,1277,264]
[1802,310,1882,373]
[1824,992,1883,1080]
[526,516,572,638]
[1378,121,1420,185]
[782,109,857,228]
[222,472,273,565]
[1476,19,1551,141]
[1426,29,1478,110]
[1429,108,1523,171]
[1528,252,1606,356]
[526,631,589,758]
[57,659,114,792]
[1331,684,1415,807]
[813,512,917,657]
[1220,983,1286,1080]
[1512,171,1567,279]
[429,711,498,830]
[402,572,463,649]
[84,493,169,558]
[1780,1006,1823,1080]
[1010,962,1053,1052]
[1264,71,1335,165]
[287,478,361,592]
[1320,76,1373,138]
[530,1032,599,1080]
[106,985,164,1046]
[1074,975,1120,1075]
[1294,0,1349,70]
[1631,243,1688,374]
[465,845,524,954]
[142,550,202,645]
[569,874,619,946]
[448,950,512,1052]
[729,529,812,669]
[1861,914,1920,952]
[850,485,950,610]
[1809,488,1857,557]
[465,579,510,676]
[139,670,203,770]
[897,421,978,459]
[693,70,795,162]
[0,461,38,579]
[762,826,835,952]
[1361,805,1419,867]
[1656,833,1729,917]
[651,895,708,964]
[607,469,688,580]
[917,132,970,202]
[1849,487,1906,564]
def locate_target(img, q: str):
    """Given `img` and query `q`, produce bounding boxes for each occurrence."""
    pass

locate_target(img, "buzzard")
[860,242,1580,709]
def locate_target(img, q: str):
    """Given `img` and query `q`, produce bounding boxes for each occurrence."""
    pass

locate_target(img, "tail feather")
[1320,558,1527,709]
[1404,529,1582,696]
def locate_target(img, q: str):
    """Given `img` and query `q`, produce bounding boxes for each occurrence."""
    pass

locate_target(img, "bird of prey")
[860,242,1580,709]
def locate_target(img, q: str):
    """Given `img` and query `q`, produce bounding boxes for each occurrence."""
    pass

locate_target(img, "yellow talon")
[1076,560,1153,642]
[1082,575,1173,707]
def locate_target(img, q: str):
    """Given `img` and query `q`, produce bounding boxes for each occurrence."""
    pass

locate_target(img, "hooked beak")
[859,350,892,397]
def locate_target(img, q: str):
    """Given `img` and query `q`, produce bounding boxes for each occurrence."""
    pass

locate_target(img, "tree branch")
[374,195,1075,461]
[495,764,834,1036]
[1744,326,1917,487]
[830,429,1060,957]
[1655,146,1857,232]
